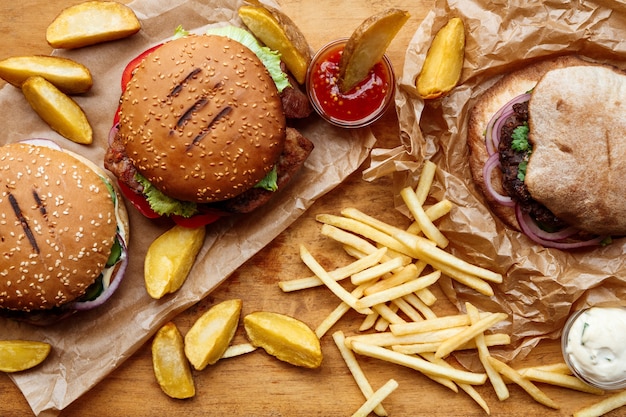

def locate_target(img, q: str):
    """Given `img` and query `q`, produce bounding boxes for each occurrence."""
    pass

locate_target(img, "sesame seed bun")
[0,142,121,313]
[117,34,286,203]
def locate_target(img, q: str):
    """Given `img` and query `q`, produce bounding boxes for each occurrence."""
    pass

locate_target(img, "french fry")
[355,271,441,309]
[372,303,405,327]
[573,390,626,417]
[395,230,502,283]
[351,256,407,285]
[416,352,459,392]
[406,199,453,235]
[300,244,373,315]
[351,379,399,417]
[360,310,380,332]
[332,331,388,417]
[341,207,407,238]
[415,160,438,205]
[279,247,388,292]
[417,253,496,296]
[351,341,487,385]
[420,352,490,412]
[390,297,424,322]
[466,302,509,401]
[316,281,374,338]
[519,368,604,395]
[321,224,381,255]
[403,293,438,317]
[391,333,511,355]
[515,362,572,376]
[389,312,489,336]
[435,312,508,359]
[317,214,415,257]
[487,356,559,409]
[400,186,449,248]
[364,262,424,295]
[346,327,464,348]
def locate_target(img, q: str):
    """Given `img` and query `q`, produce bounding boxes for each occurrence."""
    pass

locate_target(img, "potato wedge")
[21,76,93,144]
[238,5,311,84]
[338,8,410,92]
[184,299,242,370]
[46,1,141,49]
[0,56,92,94]
[152,322,195,399]
[244,311,322,368]
[416,17,466,100]
[144,225,206,299]
[0,340,51,372]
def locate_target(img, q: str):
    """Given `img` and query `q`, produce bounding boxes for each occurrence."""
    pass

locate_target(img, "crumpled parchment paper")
[0,0,376,415]
[365,0,626,362]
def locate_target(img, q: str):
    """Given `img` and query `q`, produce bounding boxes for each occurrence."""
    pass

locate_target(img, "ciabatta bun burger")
[0,140,129,325]
[105,27,314,228]
[467,55,626,249]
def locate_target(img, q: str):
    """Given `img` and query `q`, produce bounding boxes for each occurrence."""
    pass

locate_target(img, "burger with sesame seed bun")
[105,26,314,228]
[0,140,129,326]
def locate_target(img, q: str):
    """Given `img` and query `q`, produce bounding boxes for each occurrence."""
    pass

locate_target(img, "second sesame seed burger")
[105,27,314,227]
[0,140,129,326]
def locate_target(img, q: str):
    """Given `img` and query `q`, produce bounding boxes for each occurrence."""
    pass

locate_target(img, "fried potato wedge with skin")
[416,17,466,100]
[244,311,323,368]
[46,1,141,49]
[144,225,206,299]
[338,8,410,92]
[238,5,311,84]
[0,340,51,373]
[184,299,242,371]
[152,322,195,399]
[0,56,92,94]
[21,76,92,144]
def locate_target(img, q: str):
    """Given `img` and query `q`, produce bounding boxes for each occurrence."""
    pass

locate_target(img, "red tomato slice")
[171,211,224,228]
[117,181,161,219]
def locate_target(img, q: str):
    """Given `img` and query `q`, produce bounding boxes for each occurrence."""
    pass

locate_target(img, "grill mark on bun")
[187,105,233,150]
[176,97,209,129]
[32,189,47,218]
[168,67,202,97]
[7,192,40,254]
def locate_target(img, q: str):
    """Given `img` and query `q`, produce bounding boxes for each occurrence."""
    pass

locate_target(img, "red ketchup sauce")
[307,40,395,128]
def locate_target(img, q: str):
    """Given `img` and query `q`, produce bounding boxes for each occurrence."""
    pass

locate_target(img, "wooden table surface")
[0,1,623,416]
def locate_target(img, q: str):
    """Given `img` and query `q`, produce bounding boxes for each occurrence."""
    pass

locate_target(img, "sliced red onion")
[515,204,604,249]
[109,123,120,146]
[482,152,515,207]
[517,209,579,241]
[490,108,515,151]
[19,138,63,151]
[484,93,531,155]
[71,233,129,311]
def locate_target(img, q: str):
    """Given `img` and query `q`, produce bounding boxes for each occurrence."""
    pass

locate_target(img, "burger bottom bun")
[467,55,592,232]
[527,64,626,235]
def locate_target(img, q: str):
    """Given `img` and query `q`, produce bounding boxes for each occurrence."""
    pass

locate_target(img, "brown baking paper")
[0,0,376,415]
[366,0,626,364]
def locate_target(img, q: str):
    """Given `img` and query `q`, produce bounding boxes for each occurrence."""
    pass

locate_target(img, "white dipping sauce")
[565,307,626,385]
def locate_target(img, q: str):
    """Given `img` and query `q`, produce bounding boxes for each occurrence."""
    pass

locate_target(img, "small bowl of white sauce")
[562,306,626,390]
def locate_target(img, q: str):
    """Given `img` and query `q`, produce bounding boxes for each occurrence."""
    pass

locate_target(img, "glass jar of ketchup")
[306,38,396,128]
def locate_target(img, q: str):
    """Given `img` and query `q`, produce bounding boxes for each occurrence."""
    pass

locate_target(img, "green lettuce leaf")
[204,25,290,92]
[135,173,198,217]
[254,165,278,192]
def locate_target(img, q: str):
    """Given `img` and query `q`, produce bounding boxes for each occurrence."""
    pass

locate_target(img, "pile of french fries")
[278,160,623,417]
